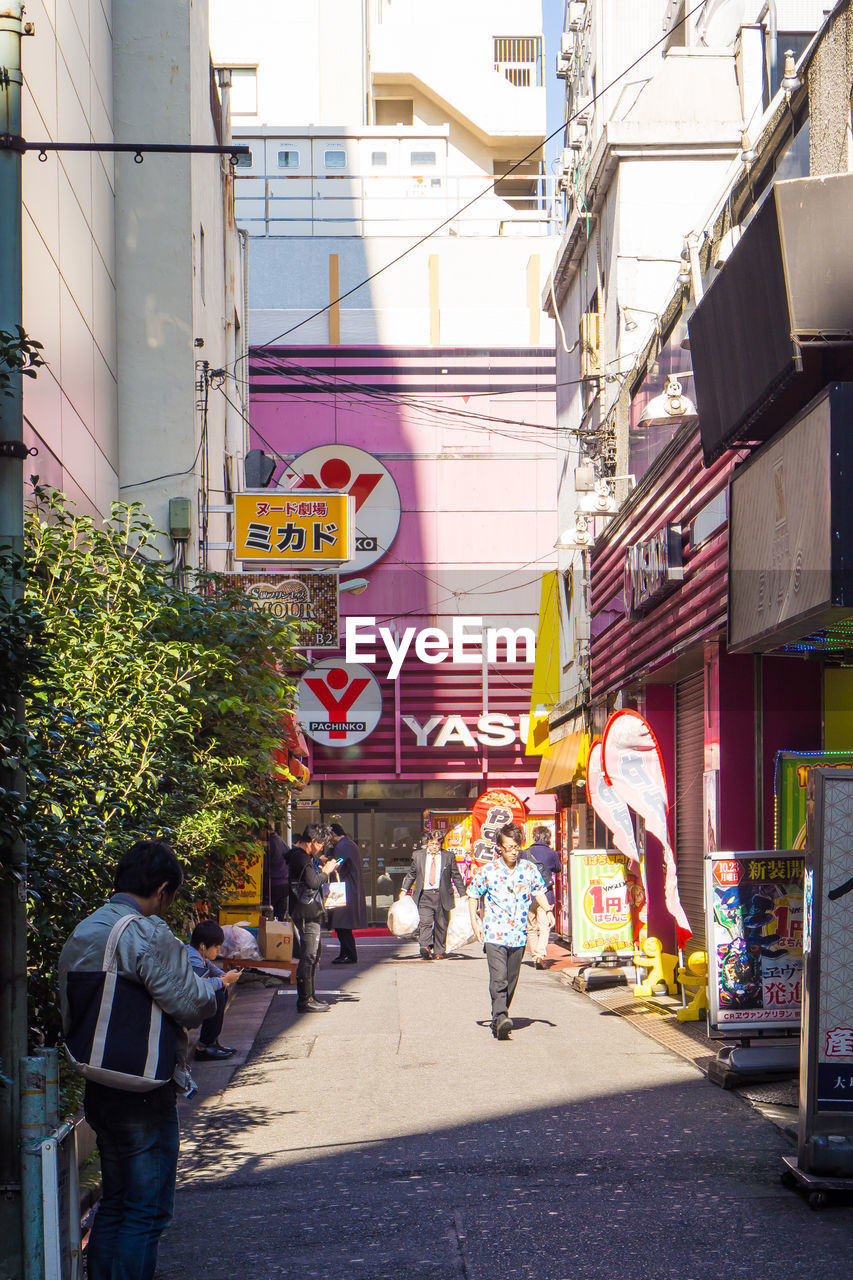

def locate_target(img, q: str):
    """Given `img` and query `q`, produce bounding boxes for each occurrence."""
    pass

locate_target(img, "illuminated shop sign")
[623,523,684,617]
[283,444,402,574]
[235,492,354,564]
[402,713,531,749]
[345,615,536,679]
[296,660,382,747]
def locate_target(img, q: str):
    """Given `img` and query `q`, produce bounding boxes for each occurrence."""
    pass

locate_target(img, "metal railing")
[234,170,560,237]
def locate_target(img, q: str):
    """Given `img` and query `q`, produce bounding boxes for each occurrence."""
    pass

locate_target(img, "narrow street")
[158,939,853,1280]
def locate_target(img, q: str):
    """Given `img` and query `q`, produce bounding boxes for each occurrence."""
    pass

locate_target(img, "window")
[234,147,253,168]
[371,151,388,166]
[410,150,436,166]
[324,149,347,169]
[375,99,413,125]
[277,149,300,169]
[230,67,258,116]
[493,36,543,87]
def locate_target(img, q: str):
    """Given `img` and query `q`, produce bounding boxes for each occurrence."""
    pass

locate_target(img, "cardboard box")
[258,918,294,962]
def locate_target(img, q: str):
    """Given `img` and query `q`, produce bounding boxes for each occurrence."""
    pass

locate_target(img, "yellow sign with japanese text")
[235,492,354,564]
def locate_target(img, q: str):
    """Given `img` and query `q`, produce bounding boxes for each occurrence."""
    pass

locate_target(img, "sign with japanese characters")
[569,851,642,959]
[282,445,401,573]
[775,751,853,850]
[296,659,382,747]
[221,572,339,648]
[235,492,354,564]
[704,851,804,1036]
[470,788,528,865]
[804,771,853,1131]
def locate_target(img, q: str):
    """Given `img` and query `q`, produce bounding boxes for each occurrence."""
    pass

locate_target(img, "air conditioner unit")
[556,51,573,79]
[561,33,576,56]
[580,311,602,379]
[561,148,574,171]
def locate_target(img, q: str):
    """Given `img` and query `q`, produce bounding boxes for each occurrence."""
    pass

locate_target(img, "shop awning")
[535,730,587,794]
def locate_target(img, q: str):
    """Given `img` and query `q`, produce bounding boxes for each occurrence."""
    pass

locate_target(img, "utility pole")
[0,5,30,1276]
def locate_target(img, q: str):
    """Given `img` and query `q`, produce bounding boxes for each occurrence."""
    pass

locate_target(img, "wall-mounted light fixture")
[638,374,697,428]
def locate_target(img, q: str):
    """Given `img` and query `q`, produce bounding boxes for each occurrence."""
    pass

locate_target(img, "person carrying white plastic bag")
[387,894,419,936]
[445,899,475,953]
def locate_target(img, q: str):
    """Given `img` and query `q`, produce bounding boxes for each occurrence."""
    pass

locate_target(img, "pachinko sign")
[470,789,527,865]
[570,852,640,959]
[704,851,804,1036]
[426,811,473,882]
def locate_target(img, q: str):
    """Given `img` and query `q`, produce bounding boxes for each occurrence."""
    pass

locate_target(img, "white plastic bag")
[445,900,475,953]
[387,895,419,937]
[219,924,262,960]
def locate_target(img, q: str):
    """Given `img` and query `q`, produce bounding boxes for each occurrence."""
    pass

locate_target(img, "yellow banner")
[526,571,560,756]
[235,492,353,564]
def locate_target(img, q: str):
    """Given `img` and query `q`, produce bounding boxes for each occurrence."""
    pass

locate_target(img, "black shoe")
[297,998,330,1013]
[493,1015,513,1041]
[331,957,356,965]
[210,1040,237,1053]
[195,1045,234,1061]
[419,948,434,960]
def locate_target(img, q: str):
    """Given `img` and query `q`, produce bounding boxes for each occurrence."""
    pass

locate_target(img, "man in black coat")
[400,829,467,960]
[288,824,339,1011]
[265,828,290,922]
[327,822,367,964]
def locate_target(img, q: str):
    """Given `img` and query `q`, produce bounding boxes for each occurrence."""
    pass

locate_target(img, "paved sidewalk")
[157,935,853,1280]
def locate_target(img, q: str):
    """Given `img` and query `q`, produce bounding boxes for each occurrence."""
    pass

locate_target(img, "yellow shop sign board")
[235,492,354,564]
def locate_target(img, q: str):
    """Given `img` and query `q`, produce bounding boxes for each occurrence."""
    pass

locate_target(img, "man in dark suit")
[400,830,466,960]
[327,822,367,964]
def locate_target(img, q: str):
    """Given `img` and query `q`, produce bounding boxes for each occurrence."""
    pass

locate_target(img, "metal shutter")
[675,672,706,953]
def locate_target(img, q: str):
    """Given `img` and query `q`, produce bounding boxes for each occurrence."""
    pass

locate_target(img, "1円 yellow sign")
[235,492,354,564]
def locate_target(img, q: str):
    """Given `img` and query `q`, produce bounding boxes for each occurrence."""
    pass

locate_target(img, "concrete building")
[20,0,243,568]
[210,0,561,917]
[543,0,827,766]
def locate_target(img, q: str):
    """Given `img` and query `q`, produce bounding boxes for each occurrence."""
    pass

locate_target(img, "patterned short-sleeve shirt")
[467,858,545,947]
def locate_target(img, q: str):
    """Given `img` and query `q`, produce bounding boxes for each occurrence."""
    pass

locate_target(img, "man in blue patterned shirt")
[467,823,554,1040]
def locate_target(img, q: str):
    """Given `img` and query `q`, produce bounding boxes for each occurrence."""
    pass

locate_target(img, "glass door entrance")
[317,806,425,924]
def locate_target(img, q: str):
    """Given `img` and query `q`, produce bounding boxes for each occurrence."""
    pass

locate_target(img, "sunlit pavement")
[158,936,853,1280]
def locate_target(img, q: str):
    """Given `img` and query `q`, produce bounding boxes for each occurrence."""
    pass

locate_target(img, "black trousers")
[270,887,289,921]
[418,888,448,953]
[335,927,358,961]
[294,918,322,996]
[199,987,226,1047]
[485,943,525,1021]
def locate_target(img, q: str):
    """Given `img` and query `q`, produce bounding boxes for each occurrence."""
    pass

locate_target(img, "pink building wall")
[249,344,557,791]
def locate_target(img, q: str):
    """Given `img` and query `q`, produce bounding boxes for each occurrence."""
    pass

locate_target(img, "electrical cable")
[233,2,707,365]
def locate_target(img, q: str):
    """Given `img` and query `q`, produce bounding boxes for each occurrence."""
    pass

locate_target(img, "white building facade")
[20,0,244,568]
[544,0,828,736]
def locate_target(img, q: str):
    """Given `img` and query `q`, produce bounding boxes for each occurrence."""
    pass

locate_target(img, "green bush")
[0,487,302,1047]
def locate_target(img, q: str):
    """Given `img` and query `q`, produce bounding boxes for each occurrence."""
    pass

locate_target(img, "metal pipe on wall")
[0,8,30,1277]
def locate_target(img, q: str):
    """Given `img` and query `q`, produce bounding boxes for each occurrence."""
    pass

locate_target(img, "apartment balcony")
[233,132,559,238]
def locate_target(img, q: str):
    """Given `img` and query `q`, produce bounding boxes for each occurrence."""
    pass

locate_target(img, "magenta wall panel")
[762,656,822,846]
[249,344,556,786]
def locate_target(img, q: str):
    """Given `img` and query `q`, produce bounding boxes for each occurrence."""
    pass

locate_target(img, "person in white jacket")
[59,840,218,1280]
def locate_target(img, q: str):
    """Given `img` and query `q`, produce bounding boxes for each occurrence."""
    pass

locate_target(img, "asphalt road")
[157,936,853,1280]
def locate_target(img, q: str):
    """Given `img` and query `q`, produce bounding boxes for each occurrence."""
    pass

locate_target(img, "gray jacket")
[59,893,218,1089]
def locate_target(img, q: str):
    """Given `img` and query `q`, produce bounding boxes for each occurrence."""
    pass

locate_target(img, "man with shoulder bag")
[287,823,339,1012]
[59,839,222,1280]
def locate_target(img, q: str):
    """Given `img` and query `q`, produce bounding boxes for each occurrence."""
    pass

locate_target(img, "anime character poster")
[705,851,804,1035]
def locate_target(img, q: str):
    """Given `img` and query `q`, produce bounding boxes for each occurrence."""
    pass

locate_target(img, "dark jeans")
[335,927,358,961]
[418,888,448,953]
[270,886,289,921]
[84,1080,180,1280]
[294,917,322,994]
[485,943,525,1022]
[199,986,226,1047]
